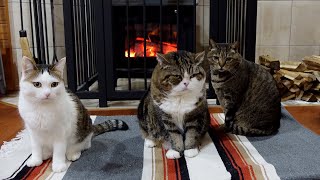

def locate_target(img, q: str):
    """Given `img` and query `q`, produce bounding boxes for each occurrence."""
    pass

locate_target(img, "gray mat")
[63,109,320,180]
[63,116,144,180]
[248,108,320,180]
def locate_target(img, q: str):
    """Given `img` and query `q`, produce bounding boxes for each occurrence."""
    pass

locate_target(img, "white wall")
[255,0,320,62]
[9,0,319,79]
[8,0,65,80]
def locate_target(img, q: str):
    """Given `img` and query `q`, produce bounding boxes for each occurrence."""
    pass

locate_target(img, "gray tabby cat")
[207,39,281,136]
[138,51,210,159]
[19,57,128,172]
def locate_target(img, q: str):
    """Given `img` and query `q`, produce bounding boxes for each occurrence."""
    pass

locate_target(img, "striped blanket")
[1,109,319,180]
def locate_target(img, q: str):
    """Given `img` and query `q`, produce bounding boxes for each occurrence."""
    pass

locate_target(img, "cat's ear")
[230,41,239,51]
[22,56,37,75]
[156,53,170,66]
[52,57,66,76]
[209,39,218,50]
[195,51,205,66]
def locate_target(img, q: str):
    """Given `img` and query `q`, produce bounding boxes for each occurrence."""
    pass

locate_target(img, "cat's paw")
[66,152,81,161]
[166,150,181,159]
[26,156,43,167]
[52,162,68,173]
[184,148,199,158]
[145,139,156,148]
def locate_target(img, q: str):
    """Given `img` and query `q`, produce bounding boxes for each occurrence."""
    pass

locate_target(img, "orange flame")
[125,50,136,58]
[125,37,177,58]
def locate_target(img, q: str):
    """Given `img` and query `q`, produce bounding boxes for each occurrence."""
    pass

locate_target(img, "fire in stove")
[125,28,177,58]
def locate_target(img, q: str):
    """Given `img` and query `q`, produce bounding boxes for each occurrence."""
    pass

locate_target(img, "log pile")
[259,55,320,102]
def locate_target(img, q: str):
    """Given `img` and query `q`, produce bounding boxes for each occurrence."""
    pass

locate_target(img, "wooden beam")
[88,105,224,116]
[0,0,18,90]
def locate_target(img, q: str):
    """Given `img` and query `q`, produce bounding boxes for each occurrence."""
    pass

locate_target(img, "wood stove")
[112,1,196,85]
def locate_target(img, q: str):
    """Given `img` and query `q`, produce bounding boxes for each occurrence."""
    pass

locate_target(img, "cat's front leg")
[52,139,68,172]
[184,122,201,158]
[163,120,183,159]
[166,133,183,159]
[27,133,43,167]
[223,94,237,129]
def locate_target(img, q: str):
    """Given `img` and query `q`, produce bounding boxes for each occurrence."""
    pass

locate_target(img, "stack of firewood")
[259,55,320,102]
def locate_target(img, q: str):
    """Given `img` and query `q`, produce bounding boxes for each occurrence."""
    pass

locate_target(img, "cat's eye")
[190,73,202,78]
[226,57,233,61]
[170,75,180,78]
[51,82,59,88]
[33,82,42,88]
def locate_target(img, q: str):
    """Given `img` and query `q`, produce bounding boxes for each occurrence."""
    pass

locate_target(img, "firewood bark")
[296,91,304,100]
[281,91,296,101]
[278,69,316,82]
[289,85,300,96]
[303,82,313,91]
[312,71,320,82]
[261,55,319,102]
[273,73,282,82]
[303,55,320,71]
[259,55,280,71]
[293,78,305,88]
[280,61,306,72]
[311,82,320,91]
[301,93,318,102]
[282,79,293,89]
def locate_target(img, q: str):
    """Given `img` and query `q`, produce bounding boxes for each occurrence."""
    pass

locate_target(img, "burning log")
[125,37,177,58]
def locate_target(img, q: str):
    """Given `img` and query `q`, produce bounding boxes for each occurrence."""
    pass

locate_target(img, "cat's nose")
[45,93,50,98]
[183,82,189,87]
[219,59,226,68]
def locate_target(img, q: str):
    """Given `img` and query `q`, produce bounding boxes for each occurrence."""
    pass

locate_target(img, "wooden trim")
[0,100,17,108]
[87,105,224,116]
[0,0,18,91]
[88,107,138,116]
[284,105,320,135]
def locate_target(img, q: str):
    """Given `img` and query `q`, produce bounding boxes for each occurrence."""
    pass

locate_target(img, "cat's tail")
[93,119,129,136]
[229,124,277,136]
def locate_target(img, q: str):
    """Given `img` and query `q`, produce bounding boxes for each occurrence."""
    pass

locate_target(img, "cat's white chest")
[159,91,201,130]
[18,95,77,132]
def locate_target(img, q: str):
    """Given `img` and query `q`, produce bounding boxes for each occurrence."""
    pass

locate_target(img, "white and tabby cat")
[138,51,210,159]
[18,57,128,172]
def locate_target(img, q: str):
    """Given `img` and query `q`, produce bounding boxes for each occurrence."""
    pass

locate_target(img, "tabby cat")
[207,39,281,136]
[138,51,210,159]
[18,57,128,172]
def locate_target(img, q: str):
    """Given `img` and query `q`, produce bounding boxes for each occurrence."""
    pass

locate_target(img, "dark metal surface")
[63,0,100,104]
[61,0,257,107]
[210,0,257,62]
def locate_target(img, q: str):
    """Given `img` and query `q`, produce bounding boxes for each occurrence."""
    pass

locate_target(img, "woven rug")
[1,108,320,180]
